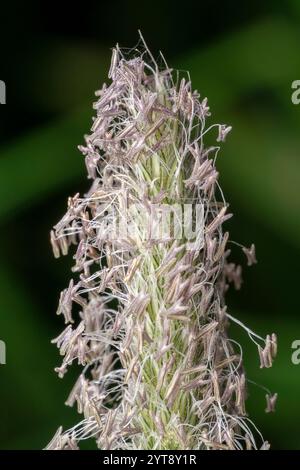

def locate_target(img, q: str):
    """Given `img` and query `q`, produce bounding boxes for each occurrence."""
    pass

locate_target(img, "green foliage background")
[0,0,299,449]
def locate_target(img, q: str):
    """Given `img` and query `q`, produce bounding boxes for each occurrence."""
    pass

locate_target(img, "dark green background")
[0,0,299,449]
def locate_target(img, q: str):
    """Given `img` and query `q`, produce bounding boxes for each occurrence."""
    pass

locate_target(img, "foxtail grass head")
[47,34,277,450]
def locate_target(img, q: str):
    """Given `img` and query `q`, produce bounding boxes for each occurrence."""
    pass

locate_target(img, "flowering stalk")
[47,37,277,450]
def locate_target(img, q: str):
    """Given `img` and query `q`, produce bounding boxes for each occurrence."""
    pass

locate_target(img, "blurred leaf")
[219,110,300,247]
[287,0,300,18]
[0,264,77,448]
[180,18,300,113]
[0,107,90,221]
